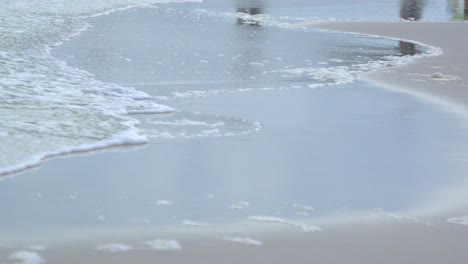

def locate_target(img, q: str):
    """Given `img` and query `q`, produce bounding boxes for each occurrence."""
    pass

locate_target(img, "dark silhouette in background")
[465,0,468,19]
[399,0,426,55]
[400,0,425,20]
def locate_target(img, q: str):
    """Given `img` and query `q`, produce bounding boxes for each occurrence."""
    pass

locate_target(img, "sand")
[2,19,468,264]
[3,220,468,264]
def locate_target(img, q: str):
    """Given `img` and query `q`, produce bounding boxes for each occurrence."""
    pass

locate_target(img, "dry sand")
[3,21,468,264]
[3,220,468,264]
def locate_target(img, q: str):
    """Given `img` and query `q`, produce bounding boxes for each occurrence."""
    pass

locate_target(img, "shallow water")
[1,2,468,245]
[0,0,455,174]
[0,1,187,176]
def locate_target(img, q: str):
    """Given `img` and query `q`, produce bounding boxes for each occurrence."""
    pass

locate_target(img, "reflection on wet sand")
[399,41,418,56]
[399,0,426,55]
[231,1,267,80]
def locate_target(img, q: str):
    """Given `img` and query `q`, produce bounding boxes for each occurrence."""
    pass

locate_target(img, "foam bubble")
[156,200,173,206]
[228,201,250,210]
[248,216,322,232]
[297,212,311,217]
[429,72,462,81]
[144,240,181,251]
[181,220,209,226]
[143,112,262,139]
[292,204,315,211]
[96,243,133,253]
[447,216,468,226]
[223,237,262,246]
[8,250,45,264]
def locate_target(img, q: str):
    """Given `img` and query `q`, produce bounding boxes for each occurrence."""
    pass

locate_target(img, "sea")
[1,0,468,243]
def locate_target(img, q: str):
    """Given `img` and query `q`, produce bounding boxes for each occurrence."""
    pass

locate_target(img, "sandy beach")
[3,219,468,263]
[2,1,468,263]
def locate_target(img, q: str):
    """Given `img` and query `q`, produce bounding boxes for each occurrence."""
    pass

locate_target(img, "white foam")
[429,72,462,81]
[447,216,468,226]
[171,89,231,99]
[96,243,133,253]
[272,66,355,85]
[296,212,310,216]
[371,208,432,226]
[0,1,210,178]
[229,201,250,210]
[8,250,45,264]
[145,114,262,139]
[249,62,265,67]
[144,240,181,251]
[181,220,209,226]
[248,216,322,232]
[0,126,149,178]
[156,200,173,206]
[149,119,224,127]
[292,204,315,211]
[223,237,262,246]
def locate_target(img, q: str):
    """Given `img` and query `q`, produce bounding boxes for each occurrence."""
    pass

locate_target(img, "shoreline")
[313,21,468,117]
[4,217,468,264]
[310,21,468,217]
[3,8,468,263]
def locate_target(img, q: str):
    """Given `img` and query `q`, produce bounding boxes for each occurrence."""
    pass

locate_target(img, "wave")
[0,1,200,177]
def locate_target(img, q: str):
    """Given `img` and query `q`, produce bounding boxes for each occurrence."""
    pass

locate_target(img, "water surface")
[1,2,468,244]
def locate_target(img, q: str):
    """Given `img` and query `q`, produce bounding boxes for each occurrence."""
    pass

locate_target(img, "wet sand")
[314,22,468,115]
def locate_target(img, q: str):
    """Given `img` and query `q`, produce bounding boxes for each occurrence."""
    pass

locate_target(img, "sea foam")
[144,240,181,251]
[96,243,134,253]
[248,216,322,232]
[223,237,262,246]
[0,0,204,178]
[8,250,45,264]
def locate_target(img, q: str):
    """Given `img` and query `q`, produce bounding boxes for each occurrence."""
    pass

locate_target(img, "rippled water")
[0,1,204,175]
[1,0,468,242]
[2,1,468,247]
[0,0,452,176]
